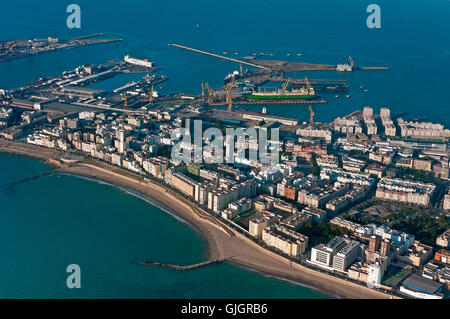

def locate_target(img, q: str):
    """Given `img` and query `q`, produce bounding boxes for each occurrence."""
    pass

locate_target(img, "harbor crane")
[348,56,354,68]
[205,82,214,104]
[123,91,128,108]
[149,85,154,103]
[226,77,235,112]
[308,105,315,124]
[201,82,205,98]
[304,76,311,90]
[281,78,292,91]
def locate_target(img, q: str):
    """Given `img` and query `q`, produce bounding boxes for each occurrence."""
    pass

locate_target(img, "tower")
[118,129,127,154]
[380,239,391,257]
[369,235,380,253]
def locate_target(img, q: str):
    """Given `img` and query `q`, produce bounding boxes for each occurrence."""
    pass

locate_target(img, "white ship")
[124,55,153,68]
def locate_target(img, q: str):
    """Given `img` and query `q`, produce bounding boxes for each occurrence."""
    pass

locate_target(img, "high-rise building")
[367,262,383,287]
[369,235,380,253]
[117,129,127,154]
[332,240,360,272]
[380,238,391,257]
[309,236,362,272]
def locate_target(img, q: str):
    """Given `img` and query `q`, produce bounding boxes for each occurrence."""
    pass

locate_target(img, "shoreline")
[0,140,396,299]
[58,171,213,262]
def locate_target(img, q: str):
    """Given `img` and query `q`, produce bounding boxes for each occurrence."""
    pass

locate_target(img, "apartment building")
[375,177,436,206]
[262,225,308,257]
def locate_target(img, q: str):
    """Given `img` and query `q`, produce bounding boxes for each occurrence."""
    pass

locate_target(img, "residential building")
[375,177,436,206]
[262,225,308,257]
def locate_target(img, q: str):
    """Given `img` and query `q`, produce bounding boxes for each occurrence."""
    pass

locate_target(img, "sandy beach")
[0,140,396,299]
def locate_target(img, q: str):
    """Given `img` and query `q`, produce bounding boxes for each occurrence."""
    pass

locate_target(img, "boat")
[124,55,153,68]
[244,85,316,100]
[244,77,317,100]
[224,70,241,84]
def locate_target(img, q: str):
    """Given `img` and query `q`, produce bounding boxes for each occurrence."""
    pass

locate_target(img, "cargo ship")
[244,77,317,100]
[244,88,316,100]
[124,55,153,68]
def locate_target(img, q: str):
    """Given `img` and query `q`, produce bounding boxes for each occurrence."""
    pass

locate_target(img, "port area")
[205,74,335,106]
[251,59,336,72]
[0,42,388,139]
[210,99,328,105]
[168,42,387,106]
[169,43,389,73]
[3,57,168,118]
[0,34,122,63]
[250,60,389,72]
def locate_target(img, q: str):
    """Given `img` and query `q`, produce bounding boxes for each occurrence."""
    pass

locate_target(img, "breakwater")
[138,258,231,271]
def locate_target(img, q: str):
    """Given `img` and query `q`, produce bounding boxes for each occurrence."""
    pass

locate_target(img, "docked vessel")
[244,77,317,100]
[224,70,241,84]
[124,55,153,68]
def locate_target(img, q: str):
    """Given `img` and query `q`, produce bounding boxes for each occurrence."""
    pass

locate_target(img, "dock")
[168,43,270,70]
[356,67,389,71]
[68,33,105,40]
[211,99,328,105]
[138,258,230,271]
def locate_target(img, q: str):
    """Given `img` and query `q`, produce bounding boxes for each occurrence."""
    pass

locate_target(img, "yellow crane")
[205,82,214,104]
[226,77,235,112]
[201,82,205,98]
[281,78,292,91]
[239,64,243,76]
[304,76,311,90]
[149,85,154,103]
[308,105,315,124]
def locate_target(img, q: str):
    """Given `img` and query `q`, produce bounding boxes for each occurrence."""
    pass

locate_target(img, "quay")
[211,99,328,105]
[168,43,270,70]
[356,66,389,71]
[138,258,231,271]
[68,33,105,40]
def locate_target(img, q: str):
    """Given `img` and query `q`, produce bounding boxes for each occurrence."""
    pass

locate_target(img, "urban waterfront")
[0,153,326,298]
[0,0,449,301]
[0,0,449,125]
